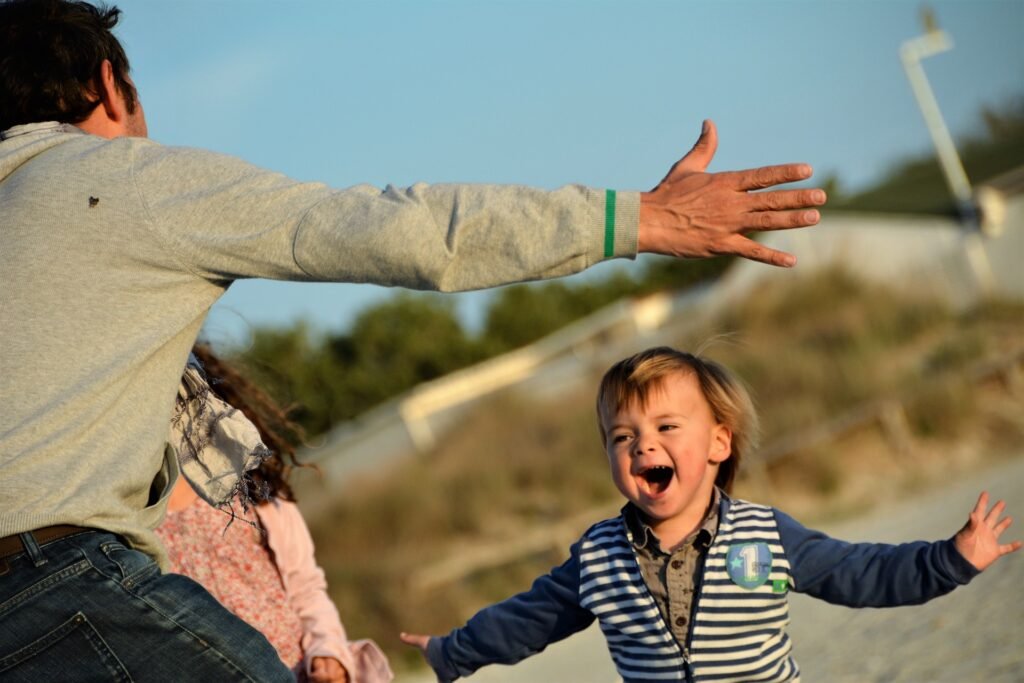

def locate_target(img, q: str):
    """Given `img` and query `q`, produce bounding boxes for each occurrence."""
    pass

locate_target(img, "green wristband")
[604,189,616,258]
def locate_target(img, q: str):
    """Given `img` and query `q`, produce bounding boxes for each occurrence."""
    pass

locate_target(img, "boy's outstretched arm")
[954,491,1022,571]
[776,509,973,607]
[776,492,1020,608]
[400,541,594,683]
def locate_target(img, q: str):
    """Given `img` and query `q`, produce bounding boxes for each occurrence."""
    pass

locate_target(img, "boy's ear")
[708,424,732,464]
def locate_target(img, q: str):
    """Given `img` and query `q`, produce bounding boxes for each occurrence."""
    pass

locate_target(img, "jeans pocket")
[99,541,159,590]
[0,612,131,682]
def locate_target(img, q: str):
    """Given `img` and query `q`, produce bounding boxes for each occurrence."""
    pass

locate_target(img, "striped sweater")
[426,494,978,683]
[579,501,797,681]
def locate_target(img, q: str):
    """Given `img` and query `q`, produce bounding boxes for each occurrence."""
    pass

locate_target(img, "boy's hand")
[954,491,1022,571]
[400,632,431,654]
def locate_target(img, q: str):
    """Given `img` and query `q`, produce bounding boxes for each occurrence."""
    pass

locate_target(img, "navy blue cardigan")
[426,494,978,682]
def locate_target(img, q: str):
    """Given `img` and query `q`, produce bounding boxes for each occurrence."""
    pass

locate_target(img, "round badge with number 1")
[726,542,772,589]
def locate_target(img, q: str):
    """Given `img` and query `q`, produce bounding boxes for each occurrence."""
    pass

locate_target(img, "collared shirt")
[623,488,721,645]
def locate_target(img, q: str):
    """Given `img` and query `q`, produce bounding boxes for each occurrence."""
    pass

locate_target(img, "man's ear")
[708,424,732,464]
[95,59,127,123]
[76,60,130,138]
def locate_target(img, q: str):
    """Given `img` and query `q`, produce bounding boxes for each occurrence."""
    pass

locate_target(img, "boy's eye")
[658,424,677,432]
[611,434,631,444]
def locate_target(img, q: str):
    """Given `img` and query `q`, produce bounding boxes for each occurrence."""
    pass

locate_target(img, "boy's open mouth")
[638,465,674,496]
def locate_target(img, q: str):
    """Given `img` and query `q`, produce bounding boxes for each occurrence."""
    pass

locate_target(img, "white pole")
[900,11,994,295]
[899,29,977,226]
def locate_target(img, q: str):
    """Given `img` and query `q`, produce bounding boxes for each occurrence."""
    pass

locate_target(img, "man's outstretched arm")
[131,116,823,291]
[639,119,825,267]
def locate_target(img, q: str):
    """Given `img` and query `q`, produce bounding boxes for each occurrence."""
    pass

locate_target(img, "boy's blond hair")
[596,347,759,493]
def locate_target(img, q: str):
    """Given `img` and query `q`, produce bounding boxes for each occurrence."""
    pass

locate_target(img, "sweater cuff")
[596,189,639,261]
[426,636,458,683]
[941,538,981,584]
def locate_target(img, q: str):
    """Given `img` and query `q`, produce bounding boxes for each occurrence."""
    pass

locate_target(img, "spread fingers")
[749,188,827,211]
[724,163,814,190]
[742,209,821,231]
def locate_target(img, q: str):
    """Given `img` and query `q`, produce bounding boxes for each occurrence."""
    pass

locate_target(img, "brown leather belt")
[0,525,93,560]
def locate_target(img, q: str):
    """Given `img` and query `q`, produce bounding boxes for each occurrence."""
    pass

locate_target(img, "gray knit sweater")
[0,122,639,566]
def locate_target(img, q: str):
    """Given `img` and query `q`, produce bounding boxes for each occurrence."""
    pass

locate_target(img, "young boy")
[401,347,1020,683]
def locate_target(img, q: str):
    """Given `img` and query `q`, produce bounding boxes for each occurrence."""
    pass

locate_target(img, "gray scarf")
[169,356,271,509]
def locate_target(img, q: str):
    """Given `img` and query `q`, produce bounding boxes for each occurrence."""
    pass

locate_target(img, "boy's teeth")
[641,466,673,494]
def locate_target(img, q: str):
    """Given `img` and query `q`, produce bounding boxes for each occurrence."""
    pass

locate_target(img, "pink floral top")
[156,498,305,675]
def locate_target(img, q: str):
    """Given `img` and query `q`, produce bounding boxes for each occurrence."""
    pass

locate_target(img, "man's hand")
[309,656,348,683]
[638,119,827,267]
[954,491,1021,571]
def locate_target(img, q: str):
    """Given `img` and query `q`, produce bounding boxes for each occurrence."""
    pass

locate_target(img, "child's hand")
[400,631,432,656]
[309,656,348,683]
[954,491,1022,571]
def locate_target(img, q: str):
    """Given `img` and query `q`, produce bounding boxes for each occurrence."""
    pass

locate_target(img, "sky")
[112,0,1024,348]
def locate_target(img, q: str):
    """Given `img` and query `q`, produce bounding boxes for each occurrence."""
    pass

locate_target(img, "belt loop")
[18,531,47,567]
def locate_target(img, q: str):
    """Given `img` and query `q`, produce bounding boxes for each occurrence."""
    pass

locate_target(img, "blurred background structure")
[111,1,1024,679]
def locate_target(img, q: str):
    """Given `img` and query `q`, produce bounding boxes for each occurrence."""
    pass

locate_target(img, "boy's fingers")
[1001,540,1023,555]
[974,491,989,516]
[994,516,1013,537]
[984,499,1006,526]
[400,632,430,650]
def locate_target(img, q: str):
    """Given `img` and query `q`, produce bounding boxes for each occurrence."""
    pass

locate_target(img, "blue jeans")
[0,530,294,682]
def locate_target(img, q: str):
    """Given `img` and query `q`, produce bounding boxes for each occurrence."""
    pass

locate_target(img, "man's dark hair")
[0,0,136,131]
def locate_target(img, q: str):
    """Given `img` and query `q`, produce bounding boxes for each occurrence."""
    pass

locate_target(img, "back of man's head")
[0,0,136,132]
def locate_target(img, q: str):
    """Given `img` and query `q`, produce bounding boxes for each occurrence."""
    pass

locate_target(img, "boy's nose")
[633,439,656,456]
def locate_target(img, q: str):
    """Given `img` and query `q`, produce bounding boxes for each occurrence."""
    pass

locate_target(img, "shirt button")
[675,616,687,626]
[671,559,683,569]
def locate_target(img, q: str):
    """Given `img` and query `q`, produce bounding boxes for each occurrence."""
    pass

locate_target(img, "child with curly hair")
[158,346,391,683]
